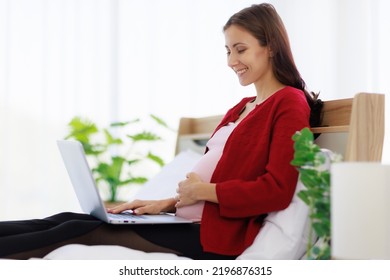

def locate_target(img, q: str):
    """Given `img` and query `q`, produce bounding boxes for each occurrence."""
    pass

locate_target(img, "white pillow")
[238,149,333,260]
[132,149,202,200]
[237,180,310,259]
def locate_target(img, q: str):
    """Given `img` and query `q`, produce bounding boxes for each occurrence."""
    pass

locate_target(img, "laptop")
[57,140,193,224]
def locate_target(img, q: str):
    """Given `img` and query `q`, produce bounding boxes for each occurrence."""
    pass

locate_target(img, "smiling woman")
[225,25,275,88]
[223,4,322,127]
[0,2,322,260]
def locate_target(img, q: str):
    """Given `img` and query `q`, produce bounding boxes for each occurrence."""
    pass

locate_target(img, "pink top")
[176,122,237,222]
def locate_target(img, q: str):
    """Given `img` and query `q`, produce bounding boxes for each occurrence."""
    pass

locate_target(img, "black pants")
[0,212,237,260]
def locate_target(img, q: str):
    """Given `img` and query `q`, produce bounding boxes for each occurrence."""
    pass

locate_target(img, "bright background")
[1,0,389,220]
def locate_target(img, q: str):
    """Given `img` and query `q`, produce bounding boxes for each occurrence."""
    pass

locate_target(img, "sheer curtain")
[0,0,119,219]
[1,0,389,220]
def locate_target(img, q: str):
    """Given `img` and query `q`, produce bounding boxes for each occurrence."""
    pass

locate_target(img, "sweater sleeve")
[214,90,310,218]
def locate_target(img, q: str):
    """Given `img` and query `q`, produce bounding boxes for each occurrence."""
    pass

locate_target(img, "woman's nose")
[227,53,238,68]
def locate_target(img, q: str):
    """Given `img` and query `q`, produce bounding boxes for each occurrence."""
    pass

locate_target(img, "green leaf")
[103,129,123,145]
[111,156,125,176]
[110,118,140,127]
[291,151,316,167]
[147,152,165,167]
[127,131,162,142]
[82,142,106,156]
[299,169,321,188]
[312,223,329,238]
[64,116,98,143]
[319,246,331,260]
[150,114,169,128]
[121,177,148,185]
[94,156,125,183]
[297,191,310,205]
[312,246,321,255]
[300,127,315,141]
[127,159,141,165]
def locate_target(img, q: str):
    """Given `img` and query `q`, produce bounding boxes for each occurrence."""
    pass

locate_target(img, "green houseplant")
[291,127,341,259]
[64,115,172,203]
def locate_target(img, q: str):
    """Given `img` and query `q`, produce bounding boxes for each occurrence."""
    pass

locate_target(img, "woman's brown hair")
[224,3,322,127]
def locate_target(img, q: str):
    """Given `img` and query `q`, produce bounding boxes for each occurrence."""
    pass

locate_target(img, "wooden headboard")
[176,92,385,162]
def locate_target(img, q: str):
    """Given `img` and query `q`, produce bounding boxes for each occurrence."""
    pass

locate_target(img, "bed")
[43,92,385,260]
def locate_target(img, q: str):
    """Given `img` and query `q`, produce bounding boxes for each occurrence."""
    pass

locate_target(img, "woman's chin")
[238,79,252,87]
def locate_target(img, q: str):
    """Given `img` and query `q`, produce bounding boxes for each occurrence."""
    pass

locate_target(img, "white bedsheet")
[43,244,189,260]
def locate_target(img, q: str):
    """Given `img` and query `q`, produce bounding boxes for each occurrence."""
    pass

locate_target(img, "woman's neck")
[253,77,285,105]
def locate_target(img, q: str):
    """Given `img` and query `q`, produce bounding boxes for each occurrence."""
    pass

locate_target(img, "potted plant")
[291,127,341,259]
[64,114,173,206]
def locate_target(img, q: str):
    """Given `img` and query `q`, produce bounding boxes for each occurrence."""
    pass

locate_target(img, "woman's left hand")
[175,172,203,208]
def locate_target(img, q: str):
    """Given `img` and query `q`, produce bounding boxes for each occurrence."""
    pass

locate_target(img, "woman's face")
[224,25,273,87]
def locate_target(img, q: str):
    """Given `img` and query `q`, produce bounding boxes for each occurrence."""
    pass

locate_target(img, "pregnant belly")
[176,201,205,222]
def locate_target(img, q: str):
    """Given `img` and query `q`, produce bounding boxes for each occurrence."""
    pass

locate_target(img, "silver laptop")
[57,140,193,224]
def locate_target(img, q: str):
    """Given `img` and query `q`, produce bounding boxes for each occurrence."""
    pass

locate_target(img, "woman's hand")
[107,198,176,215]
[175,172,204,208]
[176,172,219,208]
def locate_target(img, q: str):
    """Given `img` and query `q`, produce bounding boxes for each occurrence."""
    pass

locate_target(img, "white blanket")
[43,244,189,260]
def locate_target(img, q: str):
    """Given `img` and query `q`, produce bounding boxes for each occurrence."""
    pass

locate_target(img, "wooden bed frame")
[176,92,385,162]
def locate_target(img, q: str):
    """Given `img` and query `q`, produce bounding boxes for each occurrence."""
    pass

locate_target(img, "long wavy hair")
[224,3,322,127]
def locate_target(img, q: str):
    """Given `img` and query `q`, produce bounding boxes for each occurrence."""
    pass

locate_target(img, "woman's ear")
[269,48,274,57]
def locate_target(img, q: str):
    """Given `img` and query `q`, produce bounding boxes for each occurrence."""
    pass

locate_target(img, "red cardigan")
[200,86,310,256]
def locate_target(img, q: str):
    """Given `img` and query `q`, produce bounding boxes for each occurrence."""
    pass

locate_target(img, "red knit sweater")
[200,86,310,256]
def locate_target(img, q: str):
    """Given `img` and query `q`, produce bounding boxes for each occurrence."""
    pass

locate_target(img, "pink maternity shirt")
[175,122,237,222]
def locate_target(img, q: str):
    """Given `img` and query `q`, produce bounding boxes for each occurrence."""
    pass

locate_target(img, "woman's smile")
[235,67,249,76]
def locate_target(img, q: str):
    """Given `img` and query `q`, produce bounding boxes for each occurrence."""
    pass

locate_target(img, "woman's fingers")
[109,199,170,215]
[107,200,147,214]
[107,202,132,213]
